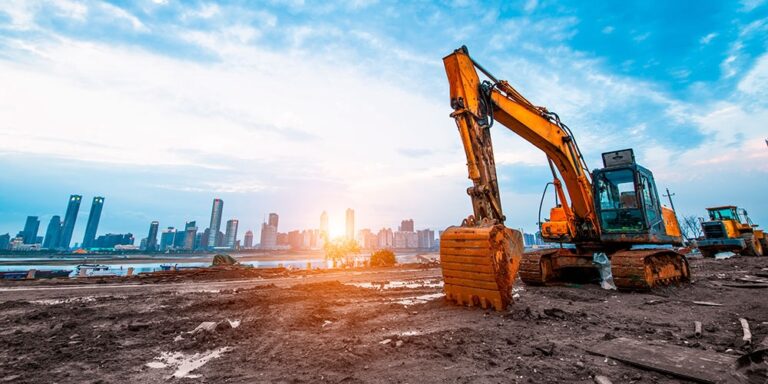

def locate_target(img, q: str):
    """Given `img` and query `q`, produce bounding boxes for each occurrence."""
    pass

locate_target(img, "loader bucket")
[439,224,523,311]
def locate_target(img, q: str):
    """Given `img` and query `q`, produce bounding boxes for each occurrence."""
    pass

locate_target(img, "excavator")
[439,46,691,311]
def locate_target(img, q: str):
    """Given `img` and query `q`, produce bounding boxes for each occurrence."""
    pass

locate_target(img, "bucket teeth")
[439,225,523,311]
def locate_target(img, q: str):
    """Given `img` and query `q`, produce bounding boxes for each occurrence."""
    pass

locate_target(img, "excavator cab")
[593,149,682,245]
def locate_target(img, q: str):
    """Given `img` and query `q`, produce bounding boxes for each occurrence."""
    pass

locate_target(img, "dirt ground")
[0,257,766,383]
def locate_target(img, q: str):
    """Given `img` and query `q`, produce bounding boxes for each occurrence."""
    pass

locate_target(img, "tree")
[681,215,703,240]
[323,238,361,268]
[370,249,396,267]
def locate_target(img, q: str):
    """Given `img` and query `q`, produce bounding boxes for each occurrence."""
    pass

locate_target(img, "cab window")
[596,169,644,232]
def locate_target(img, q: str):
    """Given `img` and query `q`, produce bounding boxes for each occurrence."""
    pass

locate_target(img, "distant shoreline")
[0,249,438,266]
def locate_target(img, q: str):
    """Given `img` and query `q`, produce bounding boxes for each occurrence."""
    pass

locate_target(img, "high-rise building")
[260,222,277,250]
[43,216,62,249]
[345,208,355,240]
[22,216,40,244]
[0,233,10,250]
[59,195,82,249]
[225,219,239,249]
[82,196,105,249]
[320,211,329,239]
[399,219,414,232]
[145,221,159,251]
[268,213,279,230]
[94,233,134,249]
[199,228,210,249]
[160,227,176,251]
[207,198,224,248]
[377,228,393,249]
[288,230,303,250]
[183,221,197,250]
[244,230,254,248]
[417,229,435,249]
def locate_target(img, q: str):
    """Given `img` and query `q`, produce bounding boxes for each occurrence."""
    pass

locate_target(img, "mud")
[0,257,766,383]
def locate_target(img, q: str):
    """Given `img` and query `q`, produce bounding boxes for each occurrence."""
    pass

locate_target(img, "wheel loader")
[440,46,690,311]
[697,206,766,257]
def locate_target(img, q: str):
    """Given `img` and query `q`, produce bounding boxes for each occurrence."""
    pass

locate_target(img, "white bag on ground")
[592,252,617,290]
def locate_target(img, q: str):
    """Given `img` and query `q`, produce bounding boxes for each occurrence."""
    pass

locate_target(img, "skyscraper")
[183,221,197,250]
[59,195,82,249]
[244,230,254,248]
[0,233,10,250]
[43,216,62,249]
[399,219,414,232]
[225,219,239,248]
[345,208,355,240]
[82,196,104,249]
[268,213,279,230]
[145,221,159,252]
[159,227,176,251]
[260,222,277,250]
[320,211,329,239]
[22,216,40,244]
[207,198,224,248]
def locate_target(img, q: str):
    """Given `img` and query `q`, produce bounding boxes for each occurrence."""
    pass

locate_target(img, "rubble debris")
[189,321,218,334]
[587,337,737,383]
[692,301,723,306]
[146,347,232,378]
[593,375,613,384]
[739,318,752,346]
[212,254,239,266]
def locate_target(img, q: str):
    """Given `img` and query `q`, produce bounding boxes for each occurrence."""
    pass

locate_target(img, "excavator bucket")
[439,224,523,311]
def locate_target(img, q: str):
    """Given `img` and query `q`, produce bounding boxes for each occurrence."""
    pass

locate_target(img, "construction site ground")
[0,255,766,383]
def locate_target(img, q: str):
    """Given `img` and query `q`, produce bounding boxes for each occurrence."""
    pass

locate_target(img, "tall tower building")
[244,230,254,248]
[145,221,159,252]
[207,198,224,248]
[225,219,239,248]
[59,195,82,249]
[268,213,279,230]
[260,222,277,250]
[22,216,40,244]
[399,219,414,232]
[183,221,197,250]
[43,216,62,249]
[320,211,329,239]
[345,208,355,241]
[82,196,104,249]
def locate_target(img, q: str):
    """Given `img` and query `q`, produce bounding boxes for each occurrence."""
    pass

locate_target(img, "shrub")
[370,249,396,267]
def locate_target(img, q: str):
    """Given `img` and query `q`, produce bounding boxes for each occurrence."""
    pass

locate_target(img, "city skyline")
[0,192,451,251]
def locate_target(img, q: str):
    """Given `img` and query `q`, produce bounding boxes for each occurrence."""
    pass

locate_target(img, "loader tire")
[742,234,763,256]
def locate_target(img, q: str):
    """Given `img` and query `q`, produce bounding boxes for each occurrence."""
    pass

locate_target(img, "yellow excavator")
[439,46,690,310]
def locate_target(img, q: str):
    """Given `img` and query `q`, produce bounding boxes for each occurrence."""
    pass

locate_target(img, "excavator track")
[439,225,523,311]
[519,249,559,285]
[611,250,690,290]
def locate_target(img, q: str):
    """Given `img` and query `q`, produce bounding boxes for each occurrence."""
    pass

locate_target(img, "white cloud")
[97,2,148,32]
[737,51,768,97]
[0,35,458,218]
[740,0,766,12]
[601,26,614,34]
[699,32,717,44]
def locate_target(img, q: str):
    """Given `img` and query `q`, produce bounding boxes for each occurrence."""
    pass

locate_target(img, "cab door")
[638,172,663,233]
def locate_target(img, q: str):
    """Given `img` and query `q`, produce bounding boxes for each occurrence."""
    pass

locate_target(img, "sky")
[0,0,767,243]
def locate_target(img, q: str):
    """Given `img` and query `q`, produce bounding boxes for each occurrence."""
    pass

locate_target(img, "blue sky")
[0,0,767,243]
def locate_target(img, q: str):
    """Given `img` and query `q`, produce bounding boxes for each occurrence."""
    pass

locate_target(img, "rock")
[379,339,392,345]
[395,340,404,348]
[594,375,613,384]
[602,333,617,341]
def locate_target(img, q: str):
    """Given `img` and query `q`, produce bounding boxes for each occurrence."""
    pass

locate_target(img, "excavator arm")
[443,46,599,242]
